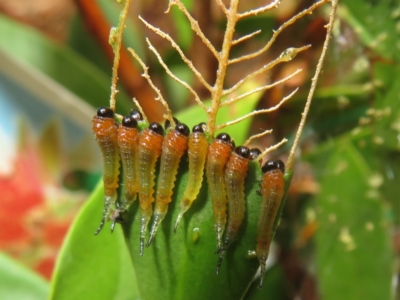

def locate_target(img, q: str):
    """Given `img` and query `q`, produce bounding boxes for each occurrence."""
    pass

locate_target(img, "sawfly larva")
[257,159,285,288]
[137,122,164,255]
[147,122,190,246]
[206,133,233,250]
[174,122,209,232]
[92,107,120,235]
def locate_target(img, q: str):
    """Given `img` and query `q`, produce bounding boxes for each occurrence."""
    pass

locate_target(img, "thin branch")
[146,38,208,112]
[224,46,309,95]
[215,0,229,16]
[286,0,338,171]
[139,16,213,92]
[237,0,280,19]
[109,0,132,111]
[167,0,219,58]
[207,0,240,137]
[232,30,262,46]
[221,68,302,107]
[243,129,273,146]
[217,88,298,131]
[258,138,288,160]
[230,0,327,65]
[127,47,173,123]
[132,97,148,123]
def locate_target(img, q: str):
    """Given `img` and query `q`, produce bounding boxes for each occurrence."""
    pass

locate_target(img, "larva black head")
[97,107,114,118]
[149,122,164,135]
[130,109,143,121]
[249,148,261,160]
[122,115,138,128]
[164,117,180,129]
[262,159,285,174]
[176,123,190,137]
[235,146,250,159]
[192,123,205,133]
[216,133,231,144]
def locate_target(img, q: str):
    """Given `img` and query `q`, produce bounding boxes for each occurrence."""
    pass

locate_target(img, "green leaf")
[0,14,131,112]
[49,182,140,300]
[0,252,49,300]
[176,81,263,145]
[314,137,393,300]
[122,160,264,299]
[340,0,400,62]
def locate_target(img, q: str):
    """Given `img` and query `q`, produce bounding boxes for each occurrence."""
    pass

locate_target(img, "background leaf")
[49,183,140,300]
[0,252,49,300]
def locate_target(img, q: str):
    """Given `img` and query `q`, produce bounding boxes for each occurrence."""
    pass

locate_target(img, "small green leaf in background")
[340,0,400,62]
[49,183,140,300]
[314,137,393,300]
[0,252,49,300]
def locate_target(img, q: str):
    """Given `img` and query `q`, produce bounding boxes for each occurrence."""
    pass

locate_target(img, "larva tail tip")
[94,220,105,235]
[216,255,224,275]
[139,238,144,256]
[174,214,183,233]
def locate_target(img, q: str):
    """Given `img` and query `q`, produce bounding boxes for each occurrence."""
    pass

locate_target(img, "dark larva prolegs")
[137,123,164,255]
[206,133,233,250]
[147,123,190,246]
[92,107,120,235]
[257,160,285,288]
[174,123,209,232]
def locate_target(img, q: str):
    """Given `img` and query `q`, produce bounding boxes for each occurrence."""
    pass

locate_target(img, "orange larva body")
[205,133,233,250]
[174,124,209,231]
[257,160,285,287]
[117,116,140,210]
[147,124,189,245]
[222,150,250,250]
[137,123,164,255]
[92,107,120,234]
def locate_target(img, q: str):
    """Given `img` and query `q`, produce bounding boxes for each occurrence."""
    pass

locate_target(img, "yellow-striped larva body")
[174,123,209,232]
[92,107,120,235]
[205,133,233,250]
[137,122,164,255]
[147,123,190,246]
[257,159,285,288]
[117,115,140,211]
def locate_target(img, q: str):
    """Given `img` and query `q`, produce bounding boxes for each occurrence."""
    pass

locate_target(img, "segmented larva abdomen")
[92,107,120,235]
[223,148,250,249]
[137,123,164,255]
[206,133,233,249]
[117,115,140,210]
[257,160,285,287]
[147,124,190,246]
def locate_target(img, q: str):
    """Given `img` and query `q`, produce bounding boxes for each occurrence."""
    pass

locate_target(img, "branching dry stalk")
[286,0,338,171]
[109,0,132,111]
[243,130,273,147]
[127,47,174,124]
[109,0,334,161]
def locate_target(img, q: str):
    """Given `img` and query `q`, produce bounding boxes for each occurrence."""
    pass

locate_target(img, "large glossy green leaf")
[313,137,392,300]
[340,0,400,62]
[0,15,130,112]
[0,252,49,300]
[49,183,140,300]
[122,160,264,299]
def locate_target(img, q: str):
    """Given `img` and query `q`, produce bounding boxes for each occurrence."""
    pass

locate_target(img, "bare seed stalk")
[286,0,339,171]
[109,0,132,111]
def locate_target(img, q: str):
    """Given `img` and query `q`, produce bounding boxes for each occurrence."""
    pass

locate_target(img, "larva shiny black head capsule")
[216,146,252,274]
[92,107,120,235]
[137,122,164,255]
[174,122,209,232]
[147,122,190,246]
[117,115,140,213]
[257,159,285,288]
[206,132,233,250]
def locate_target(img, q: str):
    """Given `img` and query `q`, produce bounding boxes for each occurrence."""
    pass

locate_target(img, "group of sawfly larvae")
[93,106,285,286]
